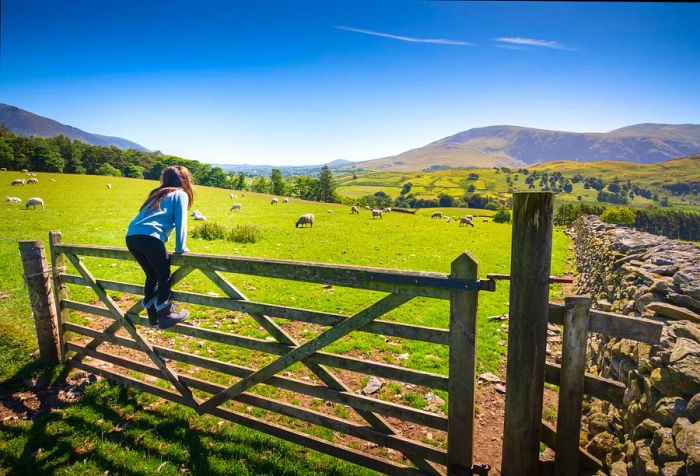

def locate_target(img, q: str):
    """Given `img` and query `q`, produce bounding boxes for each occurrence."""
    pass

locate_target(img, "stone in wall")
[572,216,700,476]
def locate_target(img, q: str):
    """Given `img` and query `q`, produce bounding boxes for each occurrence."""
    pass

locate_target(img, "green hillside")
[336,155,700,210]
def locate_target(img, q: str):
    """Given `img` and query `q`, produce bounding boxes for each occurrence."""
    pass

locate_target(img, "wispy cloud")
[335,26,473,46]
[494,37,576,51]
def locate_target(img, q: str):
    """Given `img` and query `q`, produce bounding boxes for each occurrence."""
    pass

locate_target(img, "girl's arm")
[174,191,190,253]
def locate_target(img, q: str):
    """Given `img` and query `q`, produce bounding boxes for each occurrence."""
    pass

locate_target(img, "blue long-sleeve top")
[126,189,189,253]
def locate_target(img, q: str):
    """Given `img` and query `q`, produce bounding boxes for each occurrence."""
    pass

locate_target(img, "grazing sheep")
[29,173,37,177]
[327,210,334,214]
[193,214,207,221]
[48,178,56,182]
[372,209,383,219]
[295,213,315,228]
[21,169,28,173]
[351,206,359,214]
[230,203,242,212]
[459,217,474,227]
[446,217,451,223]
[191,209,202,217]
[466,215,473,220]
[5,196,21,203]
[364,205,371,210]
[482,218,488,223]
[431,211,442,219]
[107,183,112,190]
[271,197,279,205]
[230,193,237,199]
[25,197,44,209]
[382,207,391,213]
[27,178,39,184]
[12,179,26,185]
[0,167,6,171]
[283,197,289,203]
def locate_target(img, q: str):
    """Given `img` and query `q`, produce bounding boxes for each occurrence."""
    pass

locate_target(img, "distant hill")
[354,124,700,172]
[213,159,355,176]
[0,104,149,151]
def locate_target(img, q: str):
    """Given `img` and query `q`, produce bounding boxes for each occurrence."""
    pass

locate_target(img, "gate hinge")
[478,279,496,292]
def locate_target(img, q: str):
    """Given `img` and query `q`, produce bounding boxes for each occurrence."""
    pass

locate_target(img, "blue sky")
[2,1,699,165]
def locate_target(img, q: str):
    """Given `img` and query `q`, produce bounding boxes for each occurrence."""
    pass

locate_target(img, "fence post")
[447,252,478,475]
[19,240,60,363]
[49,231,68,362]
[554,296,592,476]
[501,192,554,476]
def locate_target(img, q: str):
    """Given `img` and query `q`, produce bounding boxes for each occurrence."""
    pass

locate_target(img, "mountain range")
[353,124,700,171]
[2,103,699,171]
[0,104,149,151]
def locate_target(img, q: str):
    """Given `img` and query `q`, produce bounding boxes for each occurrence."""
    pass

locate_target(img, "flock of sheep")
[5,171,486,229]
[5,171,113,210]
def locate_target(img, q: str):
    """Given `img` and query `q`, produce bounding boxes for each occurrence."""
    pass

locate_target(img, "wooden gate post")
[19,240,61,363]
[554,296,592,476]
[447,252,478,475]
[49,231,68,362]
[501,192,554,476]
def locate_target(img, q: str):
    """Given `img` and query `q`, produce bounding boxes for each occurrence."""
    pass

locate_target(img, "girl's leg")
[126,235,159,306]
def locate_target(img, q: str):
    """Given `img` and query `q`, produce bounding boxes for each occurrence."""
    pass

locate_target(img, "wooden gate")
[21,231,496,475]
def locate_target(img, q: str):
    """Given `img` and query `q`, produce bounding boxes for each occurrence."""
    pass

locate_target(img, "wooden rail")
[26,231,496,475]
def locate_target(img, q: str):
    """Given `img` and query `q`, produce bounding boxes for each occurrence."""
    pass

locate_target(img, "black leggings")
[126,235,171,306]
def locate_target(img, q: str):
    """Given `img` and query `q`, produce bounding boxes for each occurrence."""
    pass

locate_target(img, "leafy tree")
[468,172,480,180]
[251,176,271,193]
[493,207,512,224]
[270,168,286,196]
[601,207,636,226]
[438,193,454,207]
[31,140,64,172]
[317,165,337,203]
[467,184,476,193]
[235,173,247,190]
[563,181,573,193]
[400,182,413,195]
[96,163,121,176]
[123,164,144,178]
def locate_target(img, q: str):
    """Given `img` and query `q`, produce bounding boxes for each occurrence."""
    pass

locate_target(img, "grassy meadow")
[335,156,700,210]
[0,170,570,475]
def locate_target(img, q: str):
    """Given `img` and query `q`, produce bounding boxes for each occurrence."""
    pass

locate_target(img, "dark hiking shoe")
[146,305,159,326]
[156,301,189,329]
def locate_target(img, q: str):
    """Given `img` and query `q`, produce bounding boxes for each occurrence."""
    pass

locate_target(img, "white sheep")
[191,209,202,217]
[351,206,359,214]
[431,211,442,219]
[282,197,289,203]
[5,196,21,203]
[11,179,26,186]
[459,217,474,227]
[466,215,473,220]
[230,193,237,199]
[372,209,383,219]
[21,169,28,173]
[0,167,6,171]
[27,178,39,184]
[25,197,44,209]
[382,207,391,213]
[295,214,315,228]
[483,218,488,223]
[230,203,242,212]
[193,213,207,221]
[445,217,451,223]
[271,197,279,205]
[107,183,112,190]
[327,210,334,214]
[48,178,56,182]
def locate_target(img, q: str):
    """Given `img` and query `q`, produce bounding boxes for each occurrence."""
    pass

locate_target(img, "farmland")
[0,171,570,474]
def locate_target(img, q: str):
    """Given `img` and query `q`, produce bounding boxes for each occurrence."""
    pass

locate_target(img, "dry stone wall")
[573,216,700,476]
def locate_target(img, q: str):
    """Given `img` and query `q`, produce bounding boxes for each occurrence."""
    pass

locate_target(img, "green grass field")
[0,171,570,475]
[336,156,700,210]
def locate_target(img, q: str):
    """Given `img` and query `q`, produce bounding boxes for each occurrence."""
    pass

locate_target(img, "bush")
[493,207,512,224]
[190,222,263,243]
[601,207,636,226]
[96,163,122,177]
[228,224,263,244]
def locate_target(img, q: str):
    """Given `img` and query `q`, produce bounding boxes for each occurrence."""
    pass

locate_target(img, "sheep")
[295,213,315,228]
[12,179,26,185]
[466,215,473,220]
[459,217,474,227]
[364,205,371,210]
[107,183,112,190]
[27,178,39,184]
[446,217,451,223]
[191,209,202,217]
[28,173,37,177]
[351,206,359,214]
[431,211,442,219]
[48,178,56,182]
[230,203,242,212]
[482,218,489,223]
[283,197,289,203]
[5,196,21,203]
[372,209,383,219]
[193,214,207,221]
[271,197,279,205]
[230,193,237,199]
[382,207,391,213]
[0,167,6,171]
[327,210,334,214]
[25,197,44,209]
[21,169,28,173]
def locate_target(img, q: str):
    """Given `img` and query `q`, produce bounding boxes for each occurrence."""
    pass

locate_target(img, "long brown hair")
[140,165,194,213]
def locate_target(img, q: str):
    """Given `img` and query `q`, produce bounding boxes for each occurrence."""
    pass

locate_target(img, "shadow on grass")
[0,359,374,476]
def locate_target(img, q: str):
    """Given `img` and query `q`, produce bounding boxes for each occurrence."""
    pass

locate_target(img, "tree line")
[0,127,340,203]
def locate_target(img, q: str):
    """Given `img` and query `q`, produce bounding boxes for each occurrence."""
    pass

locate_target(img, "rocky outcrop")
[573,216,700,475]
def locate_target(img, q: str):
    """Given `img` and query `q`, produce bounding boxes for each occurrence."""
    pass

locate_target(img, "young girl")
[126,165,193,329]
